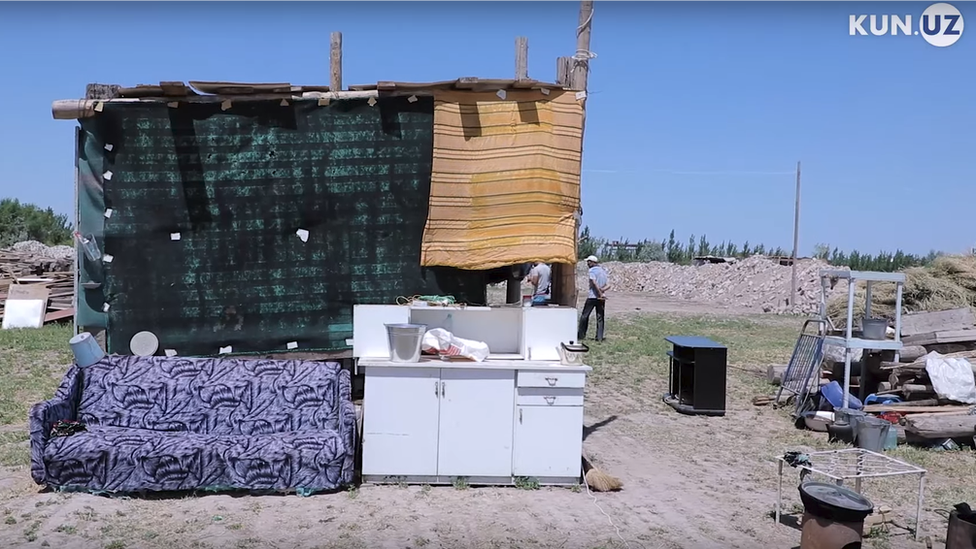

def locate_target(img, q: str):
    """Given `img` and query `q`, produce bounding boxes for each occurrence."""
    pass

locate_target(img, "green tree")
[0,198,72,248]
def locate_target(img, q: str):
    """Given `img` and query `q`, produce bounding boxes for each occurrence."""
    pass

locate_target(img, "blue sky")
[0,1,972,256]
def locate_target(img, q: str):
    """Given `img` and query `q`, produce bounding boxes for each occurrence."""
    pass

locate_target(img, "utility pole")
[791,161,801,308]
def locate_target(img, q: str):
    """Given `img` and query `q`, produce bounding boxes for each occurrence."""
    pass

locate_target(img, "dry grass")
[827,255,976,321]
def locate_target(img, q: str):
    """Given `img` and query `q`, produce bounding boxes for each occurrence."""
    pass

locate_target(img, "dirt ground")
[0,292,970,549]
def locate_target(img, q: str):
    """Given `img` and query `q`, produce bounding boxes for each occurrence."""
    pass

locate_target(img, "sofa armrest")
[334,365,357,457]
[29,365,83,485]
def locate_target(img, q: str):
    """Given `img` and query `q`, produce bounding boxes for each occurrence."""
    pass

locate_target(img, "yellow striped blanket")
[420,89,584,270]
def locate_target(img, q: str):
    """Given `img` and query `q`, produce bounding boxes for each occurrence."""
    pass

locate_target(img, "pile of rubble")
[581,255,846,314]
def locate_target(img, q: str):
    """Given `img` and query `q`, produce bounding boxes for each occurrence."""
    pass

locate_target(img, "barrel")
[947,510,976,549]
[799,482,874,549]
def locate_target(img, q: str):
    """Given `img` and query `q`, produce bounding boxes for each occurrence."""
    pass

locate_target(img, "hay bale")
[825,257,976,322]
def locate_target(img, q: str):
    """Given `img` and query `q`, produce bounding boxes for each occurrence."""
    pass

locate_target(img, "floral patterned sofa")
[29,355,356,495]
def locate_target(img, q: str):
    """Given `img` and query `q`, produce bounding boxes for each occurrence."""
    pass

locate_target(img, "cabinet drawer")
[517,387,584,407]
[517,370,586,389]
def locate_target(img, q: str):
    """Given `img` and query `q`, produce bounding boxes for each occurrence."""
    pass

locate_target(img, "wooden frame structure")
[50,2,595,358]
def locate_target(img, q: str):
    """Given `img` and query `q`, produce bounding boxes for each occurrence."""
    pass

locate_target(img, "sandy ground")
[0,292,950,549]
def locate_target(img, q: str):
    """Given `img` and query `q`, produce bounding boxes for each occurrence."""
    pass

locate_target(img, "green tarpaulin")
[77,97,485,356]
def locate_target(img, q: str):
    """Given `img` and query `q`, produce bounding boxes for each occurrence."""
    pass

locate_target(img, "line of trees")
[0,198,72,248]
[578,226,942,272]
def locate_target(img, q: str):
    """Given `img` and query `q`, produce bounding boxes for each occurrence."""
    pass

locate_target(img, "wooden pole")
[570,0,594,90]
[508,37,530,304]
[515,37,529,81]
[791,161,801,308]
[554,0,594,308]
[330,32,343,92]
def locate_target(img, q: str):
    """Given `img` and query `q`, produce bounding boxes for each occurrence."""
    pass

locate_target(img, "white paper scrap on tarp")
[164,349,178,357]
[296,228,309,243]
[925,351,976,404]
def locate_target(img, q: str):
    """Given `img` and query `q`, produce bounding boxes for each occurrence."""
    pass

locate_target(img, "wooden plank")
[44,308,74,323]
[515,36,529,81]
[330,31,343,92]
[935,329,976,344]
[862,404,973,413]
[900,307,975,337]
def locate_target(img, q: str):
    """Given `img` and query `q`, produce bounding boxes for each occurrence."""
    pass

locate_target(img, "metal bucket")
[385,323,427,363]
[861,318,887,340]
[855,416,891,453]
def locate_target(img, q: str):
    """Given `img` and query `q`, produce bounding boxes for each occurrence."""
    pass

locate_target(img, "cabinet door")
[522,307,578,360]
[436,368,515,477]
[513,405,584,478]
[362,367,440,477]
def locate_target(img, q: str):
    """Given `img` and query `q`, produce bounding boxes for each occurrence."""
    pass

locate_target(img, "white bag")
[924,351,976,405]
[421,328,490,362]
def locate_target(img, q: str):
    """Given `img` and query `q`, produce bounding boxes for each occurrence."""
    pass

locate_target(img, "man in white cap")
[578,255,609,341]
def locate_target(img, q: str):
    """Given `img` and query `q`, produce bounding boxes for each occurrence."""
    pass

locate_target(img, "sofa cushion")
[78,356,345,435]
[43,425,351,493]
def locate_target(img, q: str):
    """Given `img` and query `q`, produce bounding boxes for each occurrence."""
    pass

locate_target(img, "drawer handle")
[545,377,557,386]
[544,396,556,405]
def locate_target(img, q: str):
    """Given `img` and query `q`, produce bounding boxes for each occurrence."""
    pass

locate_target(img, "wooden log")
[330,32,343,92]
[903,383,934,394]
[904,413,976,439]
[85,83,121,100]
[900,345,927,362]
[570,0,594,91]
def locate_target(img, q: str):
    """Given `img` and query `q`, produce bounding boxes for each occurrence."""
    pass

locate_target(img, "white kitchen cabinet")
[360,358,590,486]
[513,404,584,478]
[436,369,515,477]
[360,367,440,477]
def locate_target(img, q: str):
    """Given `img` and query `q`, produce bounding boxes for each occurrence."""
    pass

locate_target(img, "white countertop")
[358,356,592,372]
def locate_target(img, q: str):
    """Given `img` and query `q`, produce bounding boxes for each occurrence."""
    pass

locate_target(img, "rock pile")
[11,240,74,261]
[578,255,847,314]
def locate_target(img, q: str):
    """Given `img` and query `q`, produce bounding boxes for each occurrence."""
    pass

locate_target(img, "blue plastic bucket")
[69,332,105,367]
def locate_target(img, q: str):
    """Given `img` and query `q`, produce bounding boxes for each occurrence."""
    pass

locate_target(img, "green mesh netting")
[77,96,486,356]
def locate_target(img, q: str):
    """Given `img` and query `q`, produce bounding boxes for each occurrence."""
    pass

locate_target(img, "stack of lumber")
[876,350,976,441]
[900,307,976,349]
[0,249,74,325]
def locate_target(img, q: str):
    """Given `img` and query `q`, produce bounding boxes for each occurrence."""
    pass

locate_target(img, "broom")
[582,454,622,492]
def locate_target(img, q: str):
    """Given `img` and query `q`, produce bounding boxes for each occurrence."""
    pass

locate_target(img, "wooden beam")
[330,31,343,92]
[556,56,573,87]
[515,36,529,81]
